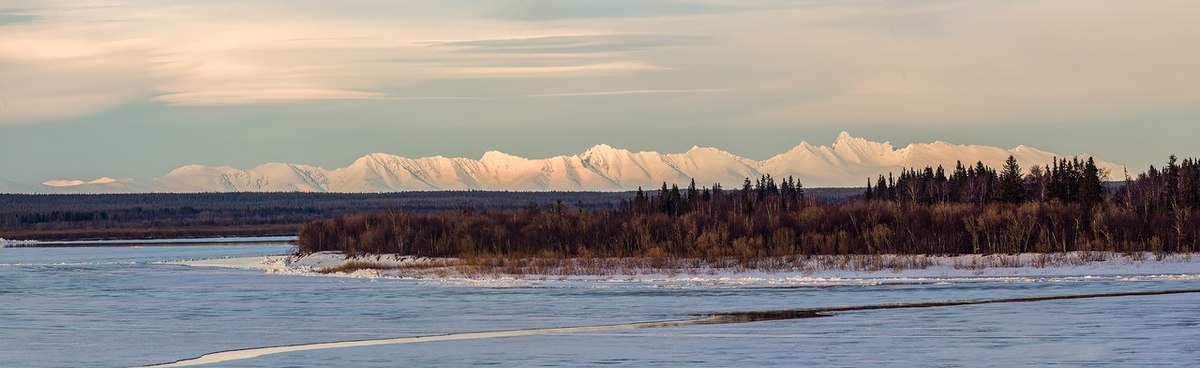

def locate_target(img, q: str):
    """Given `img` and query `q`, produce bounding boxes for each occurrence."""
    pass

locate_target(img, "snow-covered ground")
[171,252,1200,288]
[0,237,37,248]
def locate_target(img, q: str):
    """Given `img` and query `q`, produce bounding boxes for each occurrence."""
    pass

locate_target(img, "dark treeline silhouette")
[1,189,863,241]
[865,156,1105,206]
[0,192,634,240]
[299,156,1200,258]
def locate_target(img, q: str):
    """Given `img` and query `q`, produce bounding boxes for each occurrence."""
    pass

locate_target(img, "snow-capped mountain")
[1,132,1124,193]
[154,163,331,192]
[758,133,1113,187]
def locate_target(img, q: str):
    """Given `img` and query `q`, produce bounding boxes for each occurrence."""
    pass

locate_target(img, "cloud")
[431,34,707,54]
[154,90,491,106]
[482,0,725,21]
[526,88,730,97]
[0,1,681,114]
[449,62,664,78]
[2,0,1199,126]
[722,0,1200,126]
[0,11,153,124]
[0,11,35,26]
[153,89,388,106]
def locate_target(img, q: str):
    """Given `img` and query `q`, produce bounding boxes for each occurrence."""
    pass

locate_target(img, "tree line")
[0,192,633,240]
[865,156,1105,205]
[298,155,1200,258]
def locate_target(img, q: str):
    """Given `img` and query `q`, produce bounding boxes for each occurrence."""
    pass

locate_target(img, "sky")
[1,0,1198,183]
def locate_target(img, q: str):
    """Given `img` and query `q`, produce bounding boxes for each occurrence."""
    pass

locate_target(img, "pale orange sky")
[1,0,1198,182]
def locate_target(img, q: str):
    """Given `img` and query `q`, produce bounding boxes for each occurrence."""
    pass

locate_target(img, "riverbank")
[171,251,1200,287]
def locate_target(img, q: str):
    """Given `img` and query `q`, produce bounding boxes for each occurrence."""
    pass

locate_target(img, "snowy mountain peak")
[349,153,403,170]
[364,152,401,161]
[166,164,205,174]
[582,143,625,157]
[833,131,893,154]
[1012,144,1048,155]
[163,164,240,178]
[826,133,892,166]
[42,177,130,187]
[1,133,1125,193]
[683,145,717,155]
[480,150,528,171]
[480,150,527,165]
[43,179,86,187]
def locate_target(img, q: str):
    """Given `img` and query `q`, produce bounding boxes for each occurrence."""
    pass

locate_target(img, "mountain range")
[3,132,1123,194]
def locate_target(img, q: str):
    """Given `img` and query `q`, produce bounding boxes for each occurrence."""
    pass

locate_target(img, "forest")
[0,189,862,241]
[0,191,634,240]
[298,156,1200,259]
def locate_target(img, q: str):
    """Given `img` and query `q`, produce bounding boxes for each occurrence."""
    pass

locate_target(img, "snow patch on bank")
[167,252,450,279]
[170,252,1200,288]
[0,238,37,248]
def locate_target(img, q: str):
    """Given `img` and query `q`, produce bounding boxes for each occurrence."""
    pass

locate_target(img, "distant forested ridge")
[0,189,865,241]
[298,156,1200,258]
[0,192,632,240]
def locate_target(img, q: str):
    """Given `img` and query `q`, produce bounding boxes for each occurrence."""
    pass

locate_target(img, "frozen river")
[3,243,1199,367]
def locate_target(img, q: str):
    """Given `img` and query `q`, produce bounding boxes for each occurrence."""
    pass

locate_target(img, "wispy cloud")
[5,0,1200,184]
[153,89,389,106]
[449,62,664,78]
[0,11,35,26]
[0,12,153,124]
[732,0,1200,126]
[481,0,726,21]
[0,1,681,118]
[526,88,730,98]
[2,0,1199,127]
[155,91,491,106]
[431,34,707,54]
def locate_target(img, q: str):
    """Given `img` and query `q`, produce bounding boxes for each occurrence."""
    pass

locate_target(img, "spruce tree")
[999,155,1025,203]
[1080,157,1104,206]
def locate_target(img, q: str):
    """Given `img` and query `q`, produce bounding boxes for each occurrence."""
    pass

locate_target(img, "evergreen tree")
[659,182,671,214]
[998,155,1025,203]
[1080,157,1104,206]
[669,184,682,216]
[876,175,889,201]
[634,186,647,212]
[793,175,805,202]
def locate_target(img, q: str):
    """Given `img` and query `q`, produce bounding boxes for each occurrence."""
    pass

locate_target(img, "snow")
[42,179,86,187]
[144,316,704,367]
[0,132,1126,193]
[174,252,1200,288]
[479,150,530,169]
[39,177,119,187]
[0,237,38,247]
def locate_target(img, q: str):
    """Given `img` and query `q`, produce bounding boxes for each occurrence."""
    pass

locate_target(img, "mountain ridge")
[4,132,1123,194]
